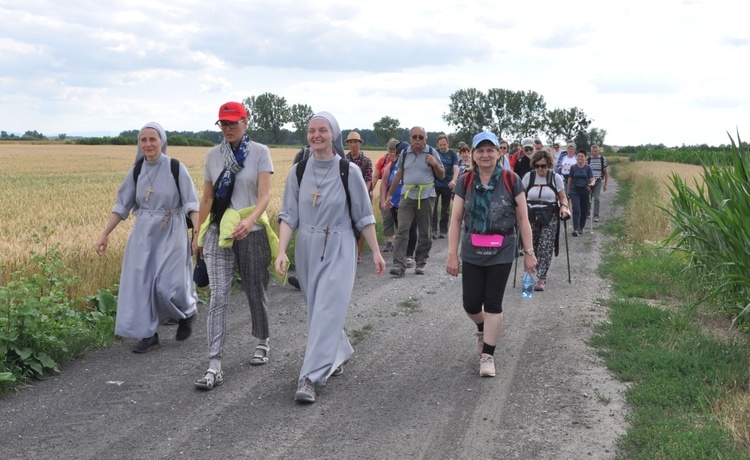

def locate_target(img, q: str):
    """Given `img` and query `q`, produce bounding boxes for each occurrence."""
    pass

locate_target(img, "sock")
[476,322,484,333]
[482,343,496,356]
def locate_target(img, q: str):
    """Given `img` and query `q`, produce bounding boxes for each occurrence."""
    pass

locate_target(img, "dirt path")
[1,179,627,459]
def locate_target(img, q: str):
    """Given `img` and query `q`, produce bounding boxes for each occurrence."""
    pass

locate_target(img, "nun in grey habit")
[276,111,386,403]
[96,122,200,353]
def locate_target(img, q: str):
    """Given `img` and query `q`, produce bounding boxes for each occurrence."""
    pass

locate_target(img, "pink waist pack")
[471,234,505,248]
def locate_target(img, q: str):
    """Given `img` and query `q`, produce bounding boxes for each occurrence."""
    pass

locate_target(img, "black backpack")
[295,157,361,240]
[133,157,194,229]
[524,170,559,201]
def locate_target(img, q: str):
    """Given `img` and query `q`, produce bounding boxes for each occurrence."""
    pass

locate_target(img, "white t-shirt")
[559,155,577,176]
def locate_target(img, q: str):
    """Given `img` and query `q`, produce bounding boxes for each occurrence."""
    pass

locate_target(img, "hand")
[274,254,288,277]
[524,254,537,274]
[560,207,571,220]
[448,181,455,190]
[192,240,203,258]
[373,252,386,275]
[425,154,437,167]
[231,218,255,240]
[603,184,608,192]
[446,254,460,277]
[95,234,108,256]
[385,200,394,210]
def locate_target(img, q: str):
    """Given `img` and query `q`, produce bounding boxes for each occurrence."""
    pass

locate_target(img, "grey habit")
[111,122,199,338]
[278,112,375,385]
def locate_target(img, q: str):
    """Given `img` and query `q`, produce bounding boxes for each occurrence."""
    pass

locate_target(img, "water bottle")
[521,271,534,299]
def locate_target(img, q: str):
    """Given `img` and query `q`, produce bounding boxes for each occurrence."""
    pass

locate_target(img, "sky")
[1,0,748,146]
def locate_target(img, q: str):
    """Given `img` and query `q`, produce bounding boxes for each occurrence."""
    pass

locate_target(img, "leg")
[382,204,395,244]
[579,192,590,231]
[414,197,435,267]
[535,218,558,283]
[406,217,418,258]
[392,201,416,270]
[234,229,271,341]
[591,179,603,218]
[570,192,582,231]
[203,226,235,367]
[438,187,451,235]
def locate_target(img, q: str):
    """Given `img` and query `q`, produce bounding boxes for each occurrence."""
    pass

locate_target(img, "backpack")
[295,157,361,240]
[133,157,194,229]
[400,145,440,180]
[461,168,517,206]
[524,170,559,200]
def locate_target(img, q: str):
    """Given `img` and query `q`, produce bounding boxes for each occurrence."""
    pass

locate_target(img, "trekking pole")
[563,218,571,283]
[589,186,594,234]
[512,225,519,288]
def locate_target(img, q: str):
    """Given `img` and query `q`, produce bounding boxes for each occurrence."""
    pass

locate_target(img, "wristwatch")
[524,248,535,255]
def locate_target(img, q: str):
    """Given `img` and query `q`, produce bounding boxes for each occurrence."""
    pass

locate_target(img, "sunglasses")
[411,135,425,140]
[499,146,508,150]
[533,163,548,169]
[523,147,534,152]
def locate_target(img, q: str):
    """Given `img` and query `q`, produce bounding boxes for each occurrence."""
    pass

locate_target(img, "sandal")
[195,368,224,390]
[249,344,270,366]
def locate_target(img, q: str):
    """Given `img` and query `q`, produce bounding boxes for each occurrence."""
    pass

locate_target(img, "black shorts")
[461,261,512,315]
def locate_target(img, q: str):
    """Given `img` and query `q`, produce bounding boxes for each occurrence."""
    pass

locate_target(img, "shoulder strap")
[132,158,144,184]
[339,158,361,240]
[170,158,182,203]
[525,170,537,195]
[546,170,558,196]
[462,170,475,191]
[296,158,309,186]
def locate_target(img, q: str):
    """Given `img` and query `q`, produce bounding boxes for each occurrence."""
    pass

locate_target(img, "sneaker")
[593,216,600,222]
[295,377,316,403]
[383,242,393,253]
[175,314,195,341]
[195,368,224,390]
[439,232,447,239]
[479,354,496,377]
[332,365,344,376]
[415,265,425,275]
[476,331,484,356]
[132,333,159,353]
[534,280,546,292]
[390,267,405,277]
[572,230,579,237]
[405,257,415,268]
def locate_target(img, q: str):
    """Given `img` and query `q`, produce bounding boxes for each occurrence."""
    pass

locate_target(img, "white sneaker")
[479,354,496,377]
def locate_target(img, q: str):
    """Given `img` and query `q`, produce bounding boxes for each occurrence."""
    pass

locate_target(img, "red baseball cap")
[217,102,247,122]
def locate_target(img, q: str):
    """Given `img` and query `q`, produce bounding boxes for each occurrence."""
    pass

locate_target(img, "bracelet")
[524,248,535,256]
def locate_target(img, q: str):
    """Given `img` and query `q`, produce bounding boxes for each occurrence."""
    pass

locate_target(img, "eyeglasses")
[523,147,534,152]
[499,146,508,150]
[216,120,241,129]
[411,135,425,140]
[533,163,548,169]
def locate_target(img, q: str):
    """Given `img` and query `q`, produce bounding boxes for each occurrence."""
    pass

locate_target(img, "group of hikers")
[96,102,609,402]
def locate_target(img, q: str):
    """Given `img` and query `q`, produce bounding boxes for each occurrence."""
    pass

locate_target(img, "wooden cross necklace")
[144,160,162,202]
[311,161,334,207]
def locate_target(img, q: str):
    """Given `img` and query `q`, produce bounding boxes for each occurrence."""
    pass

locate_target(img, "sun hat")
[217,102,247,122]
[521,138,535,148]
[472,132,500,149]
[346,131,363,143]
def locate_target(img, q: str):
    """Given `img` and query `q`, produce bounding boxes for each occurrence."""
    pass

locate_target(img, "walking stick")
[513,225,519,288]
[563,218,571,283]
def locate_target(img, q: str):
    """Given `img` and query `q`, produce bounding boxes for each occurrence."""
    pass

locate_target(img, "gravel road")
[1,179,628,460]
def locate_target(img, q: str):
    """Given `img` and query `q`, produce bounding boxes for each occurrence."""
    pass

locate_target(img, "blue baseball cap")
[395,141,410,154]
[471,132,500,149]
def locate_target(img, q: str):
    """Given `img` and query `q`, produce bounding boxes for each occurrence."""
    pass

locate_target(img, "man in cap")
[384,126,445,276]
[510,137,534,179]
[345,131,374,261]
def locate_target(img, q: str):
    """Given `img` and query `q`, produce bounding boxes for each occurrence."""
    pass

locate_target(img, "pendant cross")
[311,189,322,207]
[145,187,153,202]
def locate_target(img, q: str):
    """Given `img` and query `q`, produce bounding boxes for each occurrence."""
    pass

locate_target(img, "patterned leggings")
[532,217,558,281]
[204,224,270,361]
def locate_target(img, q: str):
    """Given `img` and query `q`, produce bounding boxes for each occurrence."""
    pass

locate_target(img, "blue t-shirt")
[569,164,594,192]
[435,149,460,188]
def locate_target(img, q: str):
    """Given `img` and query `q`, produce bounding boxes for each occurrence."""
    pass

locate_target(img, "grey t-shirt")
[396,145,444,200]
[204,141,274,232]
[453,171,523,266]
[522,171,565,204]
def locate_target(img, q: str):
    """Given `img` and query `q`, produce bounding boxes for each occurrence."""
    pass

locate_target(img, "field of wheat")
[1,143,390,299]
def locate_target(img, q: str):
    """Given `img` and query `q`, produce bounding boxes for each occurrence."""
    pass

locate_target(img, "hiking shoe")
[476,331,484,356]
[593,216,600,222]
[288,275,300,289]
[534,280,546,292]
[195,368,224,390]
[383,242,393,253]
[390,267,405,277]
[439,232,447,239]
[332,365,344,377]
[405,257,415,268]
[175,314,195,341]
[295,377,316,403]
[415,265,425,275]
[479,354,496,377]
[132,333,159,353]
[572,230,579,237]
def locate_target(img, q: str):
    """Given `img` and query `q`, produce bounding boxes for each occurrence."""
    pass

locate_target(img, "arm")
[95,212,124,256]
[446,195,464,276]
[361,224,385,275]
[193,180,214,257]
[557,191,571,219]
[427,154,446,180]
[449,164,459,189]
[379,163,392,209]
[274,220,294,277]
[231,171,272,240]
[603,166,609,191]
[514,192,538,274]
[384,168,404,210]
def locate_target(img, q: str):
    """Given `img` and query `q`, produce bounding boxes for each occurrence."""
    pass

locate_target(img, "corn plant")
[663,132,750,329]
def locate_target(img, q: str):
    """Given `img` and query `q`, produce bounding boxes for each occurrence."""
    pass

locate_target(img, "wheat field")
[0,143,388,299]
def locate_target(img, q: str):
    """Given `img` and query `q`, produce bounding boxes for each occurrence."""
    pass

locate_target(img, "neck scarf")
[469,165,502,234]
[211,134,250,223]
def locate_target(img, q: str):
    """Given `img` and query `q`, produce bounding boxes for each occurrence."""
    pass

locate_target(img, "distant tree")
[289,103,315,144]
[443,88,490,135]
[512,90,547,139]
[485,88,521,140]
[22,130,46,140]
[543,107,591,144]
[373,116,400,145]
[119,130,139,138]
[57,133,67,140]
[243,93,291,144]
[574,131,590,152]
[1,130,7,138]
[587,127,607,147]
